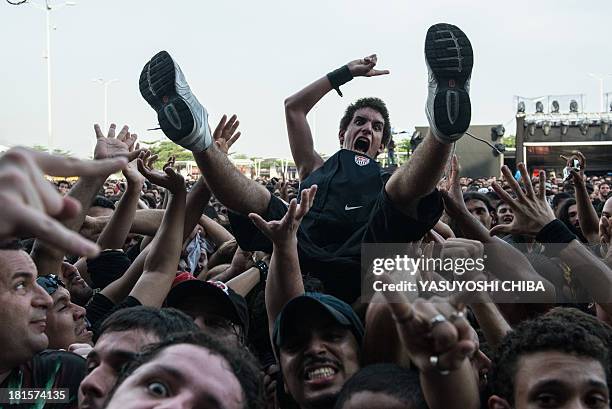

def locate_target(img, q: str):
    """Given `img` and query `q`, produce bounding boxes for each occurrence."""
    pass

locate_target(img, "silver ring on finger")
[429,355,451,376]
[429,314,446,328]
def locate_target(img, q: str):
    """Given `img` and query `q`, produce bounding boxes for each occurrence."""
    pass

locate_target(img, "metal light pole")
[28,0,77,152]
[93,78,118,130]
[588,73,612,113]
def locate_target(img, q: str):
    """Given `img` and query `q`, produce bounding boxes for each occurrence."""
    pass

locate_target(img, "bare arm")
[31,174,107,275]
[199,215,233,246]
[571,169,600,243]
[381,284,481,409]
[0,146,127,259]
[96,160,145,250]
[129,157,186,307]
[183,177,212,238]
[559,240,612,316]
[226,266,260,297]
[249,186,317,340]
[285,55,388,180]
[32,124,140,275]
[468,300,511,350]
[442,158,555,298]
[284,76,328,180]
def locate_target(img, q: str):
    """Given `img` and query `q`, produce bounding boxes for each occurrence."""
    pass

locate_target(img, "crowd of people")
[1,23,611,409]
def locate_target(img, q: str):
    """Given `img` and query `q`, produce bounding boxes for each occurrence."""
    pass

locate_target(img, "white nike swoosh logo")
[345,205,363,211]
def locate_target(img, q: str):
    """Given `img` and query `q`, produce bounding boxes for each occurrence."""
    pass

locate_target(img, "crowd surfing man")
[2,20,612,409]
[139,23,474,303]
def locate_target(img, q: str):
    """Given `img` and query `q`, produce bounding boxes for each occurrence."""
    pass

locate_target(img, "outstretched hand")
[381,273,477,375]
[248,185,317,246]
[137,151,185,195]
[489,163,555,237]
[213,114,241,154]
[122,142,146,186]
[94,123,143,161]
[0,147,127,257]
[347,54,390,78]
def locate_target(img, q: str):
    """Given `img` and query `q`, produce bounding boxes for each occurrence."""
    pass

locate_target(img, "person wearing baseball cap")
[273,292,364,409]
[166,272,249,346]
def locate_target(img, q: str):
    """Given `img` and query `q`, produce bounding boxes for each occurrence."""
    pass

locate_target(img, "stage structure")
[515,94,612,174]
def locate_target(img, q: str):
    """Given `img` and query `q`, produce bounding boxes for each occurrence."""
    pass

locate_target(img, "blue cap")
[273,292,364,350]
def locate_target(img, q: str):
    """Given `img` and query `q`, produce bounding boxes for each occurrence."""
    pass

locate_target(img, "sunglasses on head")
[36,274,66,296]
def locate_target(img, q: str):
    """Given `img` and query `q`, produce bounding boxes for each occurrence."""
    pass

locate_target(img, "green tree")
[142,140,192,168]
[31,145,74,157]
[502,135,516,149]
[396,137,412,164]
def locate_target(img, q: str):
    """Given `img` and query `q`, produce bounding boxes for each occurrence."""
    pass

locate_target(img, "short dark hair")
[333,364,427,409]
[495,200,512,211]
[551,192,571,210]
[489,315,610,405]
[113,331,264,409]
[339,97,392,147]
[545,307,612,370]
[463,192,493,212]
[96,306,199,342]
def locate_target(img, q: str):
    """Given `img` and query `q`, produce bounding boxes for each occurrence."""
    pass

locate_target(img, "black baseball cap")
[273,292,364,350]
[166,274,249,335]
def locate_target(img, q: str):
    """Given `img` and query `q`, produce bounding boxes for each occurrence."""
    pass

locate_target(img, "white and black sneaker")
[425,23,473,143]
[139,51,212,152]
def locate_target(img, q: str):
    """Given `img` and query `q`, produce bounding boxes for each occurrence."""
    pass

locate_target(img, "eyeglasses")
[36,274,66,295]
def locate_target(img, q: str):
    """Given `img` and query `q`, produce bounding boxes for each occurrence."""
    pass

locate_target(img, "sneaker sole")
[425,23,473,137]
[139,51,195,142]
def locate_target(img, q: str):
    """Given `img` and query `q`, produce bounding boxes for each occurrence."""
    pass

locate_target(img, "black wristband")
[327,65,353,97]
[536,219,577,244]
[255,260,269,283]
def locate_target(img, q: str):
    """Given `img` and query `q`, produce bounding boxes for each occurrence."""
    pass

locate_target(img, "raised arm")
[74,152,147,281]
[249,185,317,339]
[490,163,612,310]
[0,146,126,256]
[31,124,141,275]
[442,158,555,298]
[284,55,388,180]
[128,154,186,307]
[380,281,481,409]
[96,150,145,250]
[562,152,599,243]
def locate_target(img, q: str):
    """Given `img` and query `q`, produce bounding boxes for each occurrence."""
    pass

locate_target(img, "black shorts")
[228,187,443,302]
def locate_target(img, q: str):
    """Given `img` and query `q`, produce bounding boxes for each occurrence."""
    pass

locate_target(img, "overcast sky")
[1,0,610,158]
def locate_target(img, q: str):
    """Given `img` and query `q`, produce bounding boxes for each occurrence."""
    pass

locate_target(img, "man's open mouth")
[353,137,370,154]
[303,365,339,381]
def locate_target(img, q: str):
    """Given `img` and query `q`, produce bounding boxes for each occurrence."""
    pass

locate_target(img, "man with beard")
[463,192,494,229]
[61,261,94,306]
[274,293,363,409]
[36,274,93,352]
[139,22,474,302]
[595,182,611,214]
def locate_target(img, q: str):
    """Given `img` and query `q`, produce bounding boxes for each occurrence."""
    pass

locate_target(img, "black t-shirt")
[299,149,390,253]
[0,350,85,409]
[86,292,142,336]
